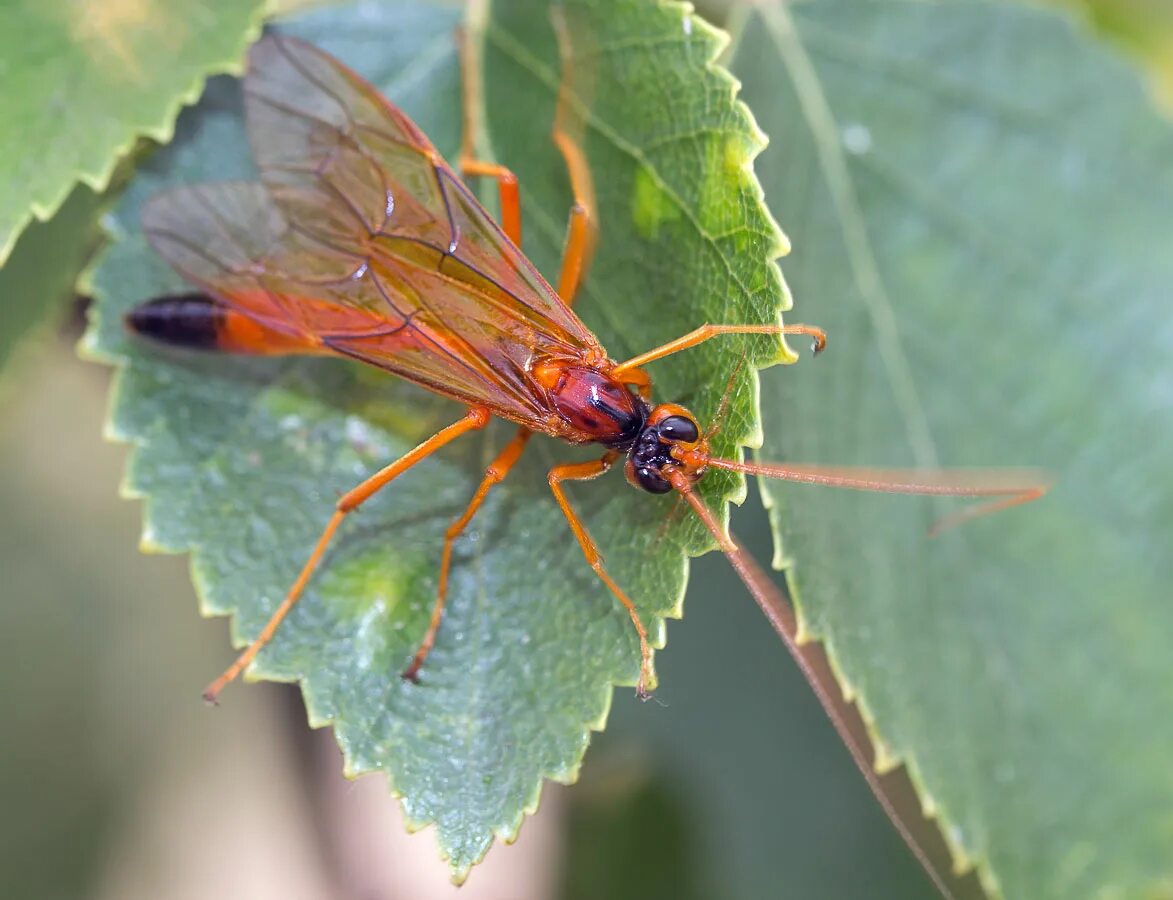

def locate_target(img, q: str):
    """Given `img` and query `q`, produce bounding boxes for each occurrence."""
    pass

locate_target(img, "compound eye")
[659,415,699,444]
[635,466,673,494]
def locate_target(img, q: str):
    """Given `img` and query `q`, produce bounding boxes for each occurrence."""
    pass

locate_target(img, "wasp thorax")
[534,360,647,445]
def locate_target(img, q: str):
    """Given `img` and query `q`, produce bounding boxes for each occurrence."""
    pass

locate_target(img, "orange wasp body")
[128,35,1043,707]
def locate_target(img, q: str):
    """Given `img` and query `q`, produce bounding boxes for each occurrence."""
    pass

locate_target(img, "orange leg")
[459,25,522,245]
[202,407,491,703]
[551,7,598,306]
[548,452,655,698]
[402,426,531,682]
[612,323,828,378]
[614,364,652,400]
[556,203,593,304]
[460,158,521,247]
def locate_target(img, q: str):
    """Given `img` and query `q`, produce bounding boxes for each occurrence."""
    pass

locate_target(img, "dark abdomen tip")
[125,294,223,349]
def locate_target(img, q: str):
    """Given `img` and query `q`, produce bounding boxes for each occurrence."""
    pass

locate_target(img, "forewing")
[242,34,597,350]
[142,181,372,335]
[141,182,555,426]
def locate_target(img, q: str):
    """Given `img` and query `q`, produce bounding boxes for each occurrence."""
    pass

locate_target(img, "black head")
[624,405,706,494]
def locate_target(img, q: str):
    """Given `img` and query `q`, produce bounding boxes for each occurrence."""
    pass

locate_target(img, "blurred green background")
[2,0,1170,897]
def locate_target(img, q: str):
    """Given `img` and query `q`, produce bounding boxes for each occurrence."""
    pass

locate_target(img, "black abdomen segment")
[125,294,223,349]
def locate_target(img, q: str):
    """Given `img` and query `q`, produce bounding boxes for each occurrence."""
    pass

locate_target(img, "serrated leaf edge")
[0,8,269,269]
[82,0,801,881]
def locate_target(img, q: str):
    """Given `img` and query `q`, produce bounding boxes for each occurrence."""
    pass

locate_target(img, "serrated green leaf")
[734,1,1173,897]
[83,0,794,876]
[0,0,266,268]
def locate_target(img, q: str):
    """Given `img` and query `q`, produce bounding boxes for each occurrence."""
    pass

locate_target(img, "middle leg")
[402,426,532,681]
[548,452,655,698]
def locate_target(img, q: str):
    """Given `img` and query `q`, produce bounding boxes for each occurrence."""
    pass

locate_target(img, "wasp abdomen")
[126,294,224,349]
[127,294,322,356]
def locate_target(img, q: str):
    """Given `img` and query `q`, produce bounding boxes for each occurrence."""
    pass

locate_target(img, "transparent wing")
[140,33,619,430]
[141,181,565,428]
[242,34,597,351]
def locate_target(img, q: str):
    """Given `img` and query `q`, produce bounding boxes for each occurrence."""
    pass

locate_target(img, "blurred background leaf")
[0,184,105,379]
[736,0,1173,897]
[0,0,267,379]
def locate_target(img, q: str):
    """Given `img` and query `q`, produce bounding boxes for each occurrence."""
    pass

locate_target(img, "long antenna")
[684,455,1050,534]
[669,471,969,900]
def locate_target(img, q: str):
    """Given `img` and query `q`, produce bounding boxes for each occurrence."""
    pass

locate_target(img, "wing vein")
[144,35,601,433]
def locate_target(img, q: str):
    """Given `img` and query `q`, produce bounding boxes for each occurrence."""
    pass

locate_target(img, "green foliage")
[83,0,793,876]
[735,1,1173,897]
[0,0,266,376]
[0,184,104,376]
[1057,0,1173,106]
